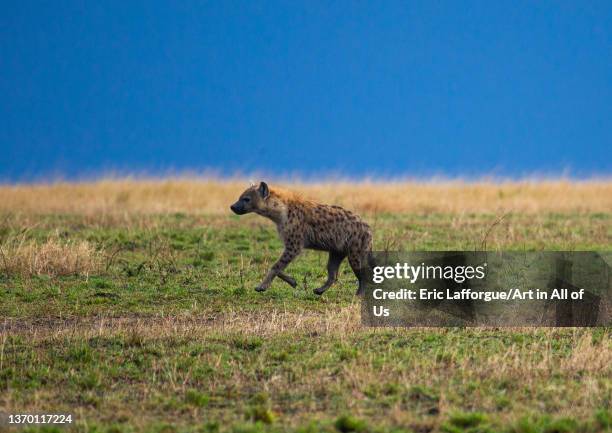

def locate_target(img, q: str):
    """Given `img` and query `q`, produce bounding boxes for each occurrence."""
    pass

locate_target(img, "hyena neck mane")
[255,188,310,225]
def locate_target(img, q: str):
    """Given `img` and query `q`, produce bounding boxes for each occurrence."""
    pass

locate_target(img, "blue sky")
[1,1,611,181]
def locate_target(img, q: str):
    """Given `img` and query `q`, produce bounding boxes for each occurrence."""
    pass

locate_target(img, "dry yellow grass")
[0,236,103,277]
[0,178,610,216]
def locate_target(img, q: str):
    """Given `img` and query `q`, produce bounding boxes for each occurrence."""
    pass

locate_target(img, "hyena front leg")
[314,251,346,295]
[277,271,297,288]
[256,247,302,292]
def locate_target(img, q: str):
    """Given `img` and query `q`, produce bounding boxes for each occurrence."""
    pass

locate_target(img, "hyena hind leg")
[314,251,346,295]
[348,251,369,296]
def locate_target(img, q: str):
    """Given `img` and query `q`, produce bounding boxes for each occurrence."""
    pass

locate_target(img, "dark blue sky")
[1,1,611,181]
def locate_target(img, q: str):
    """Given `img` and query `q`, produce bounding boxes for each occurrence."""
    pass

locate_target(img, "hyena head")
[230,181,270,215]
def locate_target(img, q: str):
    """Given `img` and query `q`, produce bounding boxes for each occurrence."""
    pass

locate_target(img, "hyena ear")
[258,181,270,199]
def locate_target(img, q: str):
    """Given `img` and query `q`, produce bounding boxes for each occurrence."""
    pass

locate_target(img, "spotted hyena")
[230,182,373,295]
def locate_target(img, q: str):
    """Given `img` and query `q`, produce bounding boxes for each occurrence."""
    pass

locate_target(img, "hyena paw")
[255,285,268,292]
[313,286,328,296]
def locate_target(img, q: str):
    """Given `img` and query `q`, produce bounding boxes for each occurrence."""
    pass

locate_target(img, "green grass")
[0,212,610,433]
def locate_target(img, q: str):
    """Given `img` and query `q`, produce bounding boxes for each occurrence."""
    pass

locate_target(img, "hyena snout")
[230,202,248,215]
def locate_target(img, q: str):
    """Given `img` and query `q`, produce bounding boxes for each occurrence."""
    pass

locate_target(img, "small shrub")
[543,418,579,433]
[407,385,439,402]
[185,389,210,407]
[447,412,487,428]
[199,422,220,433]
[595,409,612,429]
[245,406,275,424]
[232,336,263,351]
[250,392,270,405]
[232,423,267,433]
[334,415,367,433]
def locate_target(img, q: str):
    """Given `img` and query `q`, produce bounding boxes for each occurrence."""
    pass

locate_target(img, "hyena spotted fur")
[230,182,372,295]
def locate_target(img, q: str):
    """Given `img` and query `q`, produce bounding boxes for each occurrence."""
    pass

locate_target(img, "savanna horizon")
[1,177,611,215]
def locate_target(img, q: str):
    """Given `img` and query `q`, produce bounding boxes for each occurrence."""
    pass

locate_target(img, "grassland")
[0,179,611,433]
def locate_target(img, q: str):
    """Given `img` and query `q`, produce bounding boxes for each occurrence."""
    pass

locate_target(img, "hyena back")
[230,182,372,295]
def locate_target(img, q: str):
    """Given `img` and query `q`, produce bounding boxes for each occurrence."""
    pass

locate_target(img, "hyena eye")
[242,197,251,203]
